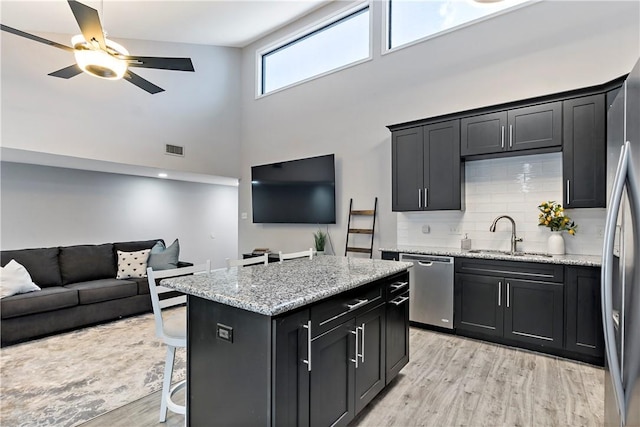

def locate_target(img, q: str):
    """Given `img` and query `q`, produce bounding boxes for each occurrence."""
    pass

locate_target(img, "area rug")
[0,308,186,427]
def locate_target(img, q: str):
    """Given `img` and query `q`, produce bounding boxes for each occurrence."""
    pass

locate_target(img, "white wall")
[0,162,238,268]
[398,153,605,256]
[1,34,242,178]
[238,0,640,256]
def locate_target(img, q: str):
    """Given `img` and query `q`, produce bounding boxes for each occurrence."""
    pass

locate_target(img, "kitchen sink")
[467,249,553,258]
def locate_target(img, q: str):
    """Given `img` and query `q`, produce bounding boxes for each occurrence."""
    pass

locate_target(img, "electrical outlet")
[422,225,430,234]
[449,226,462,235]
[241,212,248,220]
[597,227,604,237]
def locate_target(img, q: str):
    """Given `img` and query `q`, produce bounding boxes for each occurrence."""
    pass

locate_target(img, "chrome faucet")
[489,215,523,254]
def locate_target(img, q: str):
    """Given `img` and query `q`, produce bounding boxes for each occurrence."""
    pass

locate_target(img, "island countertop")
[161,255,413,316]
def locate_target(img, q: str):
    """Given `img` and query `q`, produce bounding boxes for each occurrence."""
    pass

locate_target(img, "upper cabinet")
[563,94,606,208]
[461,102,562,157]
[391,119,461,212]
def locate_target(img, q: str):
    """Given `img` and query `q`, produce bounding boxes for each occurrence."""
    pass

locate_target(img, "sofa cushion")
[148,239,180,271]
[114,239,163,253]
[131,277,150,295]
[1,287,78,319]
[1,260,41,298]
[59,244,116,285]
[65,279,138,304]
[0,247,62,288]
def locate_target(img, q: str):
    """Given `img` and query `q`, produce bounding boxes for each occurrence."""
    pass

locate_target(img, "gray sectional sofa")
[0,239,189,346]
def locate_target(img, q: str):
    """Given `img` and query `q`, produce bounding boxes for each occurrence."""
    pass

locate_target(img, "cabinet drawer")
[311,283,384,338]
[455,258,563,283]
[386,274,409,299]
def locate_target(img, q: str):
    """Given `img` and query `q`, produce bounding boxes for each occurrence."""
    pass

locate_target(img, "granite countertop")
[380,245,601,267]
[161,256,413,316]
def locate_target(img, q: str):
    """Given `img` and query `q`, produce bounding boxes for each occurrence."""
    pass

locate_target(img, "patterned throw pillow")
[116,249,150,279]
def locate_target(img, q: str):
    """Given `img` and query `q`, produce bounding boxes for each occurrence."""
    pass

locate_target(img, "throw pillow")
[148,239,180,271]
[116,249,150,279]
[0,259,41,299]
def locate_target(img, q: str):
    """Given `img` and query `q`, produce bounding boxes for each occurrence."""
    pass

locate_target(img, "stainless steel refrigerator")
[602,57,640,427]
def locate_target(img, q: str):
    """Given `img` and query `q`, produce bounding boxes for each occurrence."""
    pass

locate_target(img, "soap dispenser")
[461,233,472,250]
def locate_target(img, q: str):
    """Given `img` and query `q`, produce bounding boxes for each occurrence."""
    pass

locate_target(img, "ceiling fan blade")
[126,56,195,72]
[48,64,83,79]
[67,0,106,50]
[124,71,165,94]
[1,24,74,52]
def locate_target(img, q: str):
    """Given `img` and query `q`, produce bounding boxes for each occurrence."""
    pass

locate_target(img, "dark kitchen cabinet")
[273,272,410,427]
[565,266,604,359]
[310,320,357,427]
[503,279,564,349]
[563,94,606,208]
[355,304,386,414]
[455,273,504,337]
[455,259,564,349]
[392,120,461,211]
[273,309,310,427]
[386,290,409,384]
[461,102,562,157]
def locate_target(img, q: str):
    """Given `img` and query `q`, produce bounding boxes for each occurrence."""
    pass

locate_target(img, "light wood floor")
[81,327,604,426]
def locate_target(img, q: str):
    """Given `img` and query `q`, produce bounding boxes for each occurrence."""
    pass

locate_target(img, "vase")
[547,231,565,255]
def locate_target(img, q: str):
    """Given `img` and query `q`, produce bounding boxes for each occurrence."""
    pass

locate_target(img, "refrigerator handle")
[602,141,630,424]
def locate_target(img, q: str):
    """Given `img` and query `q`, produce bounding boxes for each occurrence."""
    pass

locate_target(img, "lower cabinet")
[565,266,604,359]
[386,290,410,384]
[455,259,564,350]
[273,272,410,427]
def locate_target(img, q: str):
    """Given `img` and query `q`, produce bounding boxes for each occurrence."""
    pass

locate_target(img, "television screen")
[251,154,336,224]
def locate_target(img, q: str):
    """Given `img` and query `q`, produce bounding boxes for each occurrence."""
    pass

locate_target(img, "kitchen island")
[162,256,412,426]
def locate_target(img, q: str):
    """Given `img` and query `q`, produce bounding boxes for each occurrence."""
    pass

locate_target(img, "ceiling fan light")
[71,34,129,80]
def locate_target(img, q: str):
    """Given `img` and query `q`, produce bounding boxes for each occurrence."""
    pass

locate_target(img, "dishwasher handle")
[400,254,454,264]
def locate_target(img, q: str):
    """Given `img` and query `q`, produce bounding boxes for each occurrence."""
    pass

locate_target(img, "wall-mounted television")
[251,154,336,224]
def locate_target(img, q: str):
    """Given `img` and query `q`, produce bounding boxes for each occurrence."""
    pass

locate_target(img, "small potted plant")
[538,201,577,255]
[313,230,327,255]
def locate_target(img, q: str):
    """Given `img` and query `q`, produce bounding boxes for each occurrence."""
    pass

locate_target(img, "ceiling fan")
[1,0,194,94]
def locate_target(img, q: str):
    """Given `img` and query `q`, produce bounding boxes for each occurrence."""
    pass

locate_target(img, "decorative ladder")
[344,197,377,259]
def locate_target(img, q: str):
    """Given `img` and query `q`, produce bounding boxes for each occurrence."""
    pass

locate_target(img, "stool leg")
[160,345,176,422]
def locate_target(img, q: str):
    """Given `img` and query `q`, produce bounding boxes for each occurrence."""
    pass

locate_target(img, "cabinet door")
[503,279,564,349]
[563,94,605,208]
[507,101,562,151]
[386,291,409,384]
[273,309,310,427]
[460,111,507,156]
[392,127,423,211]
[565,267,604,358]
[423,120,461,210]
[454,273,503,337]
[310,319,356,427]
[355,304,386,413]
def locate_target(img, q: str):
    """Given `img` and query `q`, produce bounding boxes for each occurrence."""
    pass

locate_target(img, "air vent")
[165,144,184,156]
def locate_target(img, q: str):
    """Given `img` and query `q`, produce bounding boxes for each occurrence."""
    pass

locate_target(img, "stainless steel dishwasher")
[399,254,454,329]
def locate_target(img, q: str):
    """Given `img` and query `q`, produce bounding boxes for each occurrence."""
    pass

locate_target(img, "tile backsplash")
[397,152,606,256]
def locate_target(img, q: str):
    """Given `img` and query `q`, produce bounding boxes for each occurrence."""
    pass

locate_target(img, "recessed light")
[158,173,168,178]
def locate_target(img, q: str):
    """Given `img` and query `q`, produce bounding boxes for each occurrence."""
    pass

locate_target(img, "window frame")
[256,1,372,98]
[382,0,537,55]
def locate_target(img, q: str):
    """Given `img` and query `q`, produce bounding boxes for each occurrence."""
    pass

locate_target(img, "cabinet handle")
[302,320,312,372]
[507,282,510,308]
[358,324,365,363]
[509,125,513,148]
[391,295,410,306]
[390,281,408,291]
[566,180,570,205]
[425,188,428,207]
[498,281,502,306]
[351,329,359,368]
[501,125,505,149]
[418,188,421,209]
[347,299,369,311]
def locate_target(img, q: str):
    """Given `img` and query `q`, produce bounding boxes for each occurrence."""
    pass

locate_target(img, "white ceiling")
[0,0,332,48]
